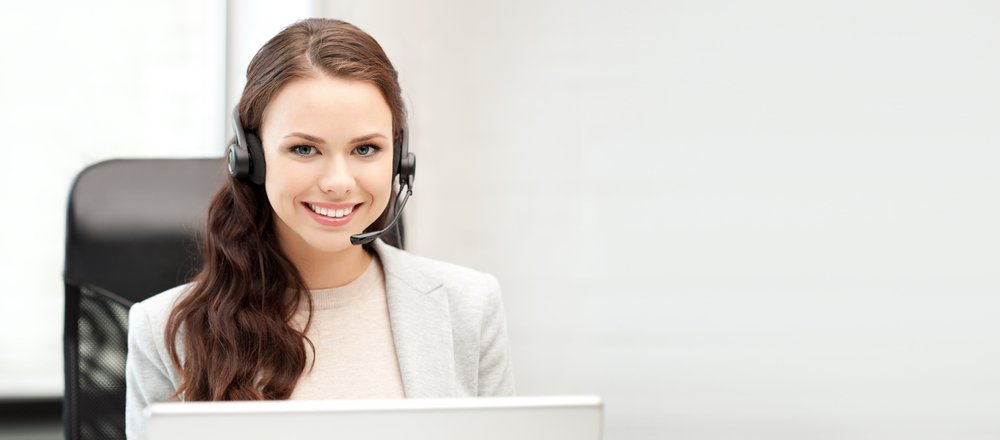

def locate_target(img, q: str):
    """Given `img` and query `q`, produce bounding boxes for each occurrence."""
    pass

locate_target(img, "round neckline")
[299,255,383,310]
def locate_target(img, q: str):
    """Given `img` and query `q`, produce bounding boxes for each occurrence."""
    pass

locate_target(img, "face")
[259,74,394,257]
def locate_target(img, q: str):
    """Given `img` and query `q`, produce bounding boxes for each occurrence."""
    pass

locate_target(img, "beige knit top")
[288,255,405,400]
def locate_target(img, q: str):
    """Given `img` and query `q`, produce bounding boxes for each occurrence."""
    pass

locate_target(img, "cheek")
[363,162,394,205]
[264,163,310,208]
[378,161,395,197]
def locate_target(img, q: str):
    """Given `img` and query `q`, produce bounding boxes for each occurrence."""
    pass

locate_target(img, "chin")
[305,234,359,254]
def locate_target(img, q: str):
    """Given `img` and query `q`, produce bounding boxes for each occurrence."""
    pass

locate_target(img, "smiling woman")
[122,18,514,440]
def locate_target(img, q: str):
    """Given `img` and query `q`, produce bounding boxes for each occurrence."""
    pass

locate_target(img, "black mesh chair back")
[63,158,224,440]
[62,157,406,440]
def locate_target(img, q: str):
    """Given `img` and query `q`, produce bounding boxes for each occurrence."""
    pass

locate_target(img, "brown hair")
[164,18,406,401]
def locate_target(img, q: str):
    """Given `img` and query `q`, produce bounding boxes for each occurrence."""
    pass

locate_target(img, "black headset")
[227,108,415,189]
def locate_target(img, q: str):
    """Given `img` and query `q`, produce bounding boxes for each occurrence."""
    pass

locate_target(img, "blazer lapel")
[373,240,457,397]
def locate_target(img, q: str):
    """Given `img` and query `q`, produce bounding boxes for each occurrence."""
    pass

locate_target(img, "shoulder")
[403,250,497,288]
[374,240,501,299]
[128,283,197,365]
[131,282,195,332]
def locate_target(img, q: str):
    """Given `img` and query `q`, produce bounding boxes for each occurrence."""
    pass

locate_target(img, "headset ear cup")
[399,153,416,189]
[246,132,266,185]
[392,144,399,178]
[392,137,402,177]
[393,127,408,179]
[228,143,251,179]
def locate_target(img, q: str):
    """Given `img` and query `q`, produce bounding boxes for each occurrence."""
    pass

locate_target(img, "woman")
[124,18,514,439]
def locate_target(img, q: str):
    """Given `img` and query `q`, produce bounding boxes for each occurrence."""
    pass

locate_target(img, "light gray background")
[2,1,998,439]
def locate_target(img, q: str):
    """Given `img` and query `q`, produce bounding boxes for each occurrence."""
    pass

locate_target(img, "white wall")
[318,1,1000,438]
[224,0,317,122]
[0,0,227,397]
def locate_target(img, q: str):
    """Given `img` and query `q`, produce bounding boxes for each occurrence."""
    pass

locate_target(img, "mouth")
[302,202,363,226]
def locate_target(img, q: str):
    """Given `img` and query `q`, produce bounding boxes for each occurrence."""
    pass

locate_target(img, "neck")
[280,238,373,291]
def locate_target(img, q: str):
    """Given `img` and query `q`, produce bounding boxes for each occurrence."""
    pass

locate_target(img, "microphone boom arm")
[350,183,412,246]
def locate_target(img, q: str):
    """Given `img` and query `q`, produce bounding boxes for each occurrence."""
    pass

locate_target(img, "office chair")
[62,157,406,440]
[63,158,223,440]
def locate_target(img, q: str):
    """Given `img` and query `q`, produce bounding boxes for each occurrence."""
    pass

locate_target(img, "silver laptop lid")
[146,395,603,440]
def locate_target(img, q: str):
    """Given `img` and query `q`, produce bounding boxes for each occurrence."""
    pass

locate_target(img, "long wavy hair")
[164,18,407,401]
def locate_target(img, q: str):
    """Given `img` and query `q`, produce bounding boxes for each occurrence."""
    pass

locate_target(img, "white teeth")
[309,204,353,218]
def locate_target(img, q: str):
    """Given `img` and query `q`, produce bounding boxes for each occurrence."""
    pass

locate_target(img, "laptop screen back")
[146,396,603,440]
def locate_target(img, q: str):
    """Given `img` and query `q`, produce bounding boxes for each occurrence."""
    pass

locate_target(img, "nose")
[318,155,355,195]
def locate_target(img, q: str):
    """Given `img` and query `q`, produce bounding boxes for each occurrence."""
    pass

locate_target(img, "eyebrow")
[282,132,388,144]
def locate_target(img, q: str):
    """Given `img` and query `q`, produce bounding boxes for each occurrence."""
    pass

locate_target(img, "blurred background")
[1,0,999,439]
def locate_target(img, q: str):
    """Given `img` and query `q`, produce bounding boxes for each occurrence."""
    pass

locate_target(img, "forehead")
[260,74,392,141]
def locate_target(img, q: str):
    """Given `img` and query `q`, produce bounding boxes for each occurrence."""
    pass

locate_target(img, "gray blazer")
[125,239,515,439]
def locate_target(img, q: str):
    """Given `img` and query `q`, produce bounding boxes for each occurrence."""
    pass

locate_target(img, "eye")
[353,144,382,157]
[289,145,318,157]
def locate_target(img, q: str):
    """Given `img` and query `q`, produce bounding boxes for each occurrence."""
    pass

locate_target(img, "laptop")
[145,395,603,440]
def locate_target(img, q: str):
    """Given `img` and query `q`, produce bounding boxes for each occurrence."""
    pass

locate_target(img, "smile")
[302,202,362,226]
[307,203,354,218]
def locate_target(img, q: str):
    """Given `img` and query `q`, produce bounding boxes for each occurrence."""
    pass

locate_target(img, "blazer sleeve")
[125,301,177,440]
[477,274,515,396]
